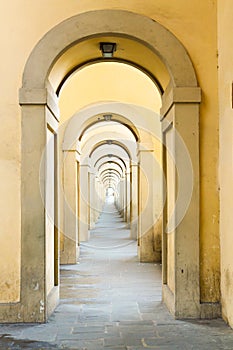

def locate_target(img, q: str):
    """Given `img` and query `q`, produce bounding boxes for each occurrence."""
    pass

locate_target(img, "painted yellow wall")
[0,1,219,304]
[218,0,233,328]
[58,62,162,121]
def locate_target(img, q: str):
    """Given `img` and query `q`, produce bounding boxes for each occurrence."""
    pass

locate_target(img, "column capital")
[160,86,201,119]
[62,140,81,152]
[62,149,81,162]
[19,82,60,121]
[137,144,155,155]
[130,161,138,167]
[80,163,90,168]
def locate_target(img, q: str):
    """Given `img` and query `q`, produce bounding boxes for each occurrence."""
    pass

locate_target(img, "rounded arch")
[89,140,131,159]
[62,102,158,152]
[100,169,121,179]
[98,164,123,178]
[79,114,139,142]
[17,8,201,324]
[98,161,124,174]
[21,9,197,91]
[94,155,126,172]
[56,58,164,96]
[79,126,138,160]
[101,174,119,183]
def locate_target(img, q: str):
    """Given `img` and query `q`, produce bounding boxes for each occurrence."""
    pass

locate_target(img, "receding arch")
[79,114,139,142]
[98,161,124,175]
[95,155,126,172]
[101,174,119,183]
[99,168,122,179]
[21,10,198,90]
[79,123,138,164]
[101,172,120,180]
[98,165,123,181]
[16,8,201,324]
[56,58,164,96]
[89,140,131,159]
[62,102,160,152]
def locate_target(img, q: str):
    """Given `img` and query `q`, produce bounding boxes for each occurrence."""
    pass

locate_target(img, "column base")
[130,222,138,240]
[79,223,90,242]
[138,229,161,262]
[200,302,221,319]
[60,236,79,264]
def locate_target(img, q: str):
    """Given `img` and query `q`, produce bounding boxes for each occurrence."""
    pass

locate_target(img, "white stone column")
[124,174,128,222]
[120,176,125,219]
[138,148,158,262]
[125,170,131,225]
[115,181,121,211]
[19,86,59,322]
[79,164,90,241]
[100,180,105,210]
[60,150,79,264]
[130,164,138,240]
[89,172,96,229]
[161,86,201,318]
[94,177,101,221]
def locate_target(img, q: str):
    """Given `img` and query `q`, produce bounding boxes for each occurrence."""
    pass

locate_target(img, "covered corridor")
[0,9,202,325]
[0,199,233,349]
[3,3,233,347]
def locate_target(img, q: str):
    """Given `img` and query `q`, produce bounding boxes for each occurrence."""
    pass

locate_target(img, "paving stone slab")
[1,202,233,349]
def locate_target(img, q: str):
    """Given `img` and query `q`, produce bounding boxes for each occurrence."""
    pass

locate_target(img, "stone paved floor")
[1,198,233,349]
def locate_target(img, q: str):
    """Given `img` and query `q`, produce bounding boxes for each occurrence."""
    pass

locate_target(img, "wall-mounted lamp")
[100,42,117,58]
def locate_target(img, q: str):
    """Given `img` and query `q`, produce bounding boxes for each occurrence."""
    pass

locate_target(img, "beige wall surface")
[58,62,162,122]
[218,0,233,328]
[0,0,219,304]
[0,160,20,302]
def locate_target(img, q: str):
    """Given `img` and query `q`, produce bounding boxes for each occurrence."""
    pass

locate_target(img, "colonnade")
[0,7,217,324]
[60,113,164,266]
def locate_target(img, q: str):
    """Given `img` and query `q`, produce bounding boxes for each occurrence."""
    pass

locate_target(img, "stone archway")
[62,101,164,263]
[3,9,200,322]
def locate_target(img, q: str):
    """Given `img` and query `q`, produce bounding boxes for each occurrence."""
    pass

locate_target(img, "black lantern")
[100,42,117,58]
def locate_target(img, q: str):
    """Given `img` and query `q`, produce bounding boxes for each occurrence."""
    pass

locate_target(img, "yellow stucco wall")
[218,0,233,327]
[58,62,162,121]
[0,0,219,304]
